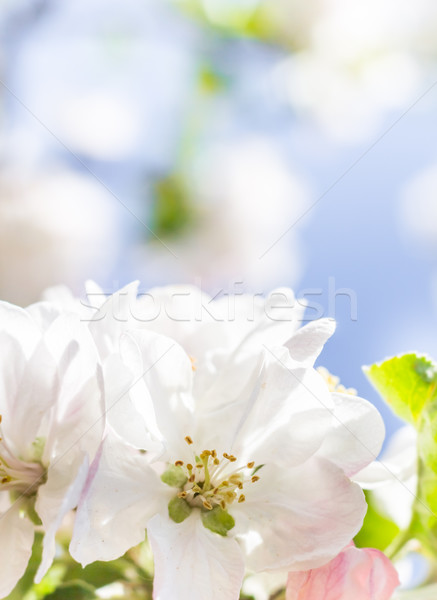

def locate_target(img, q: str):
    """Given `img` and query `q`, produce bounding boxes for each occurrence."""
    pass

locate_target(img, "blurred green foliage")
[172,0,277,40]
[354,491,400,551]
[151,176,197,240]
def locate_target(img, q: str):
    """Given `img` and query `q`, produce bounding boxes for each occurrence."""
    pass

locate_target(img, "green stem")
[385,526,414,561]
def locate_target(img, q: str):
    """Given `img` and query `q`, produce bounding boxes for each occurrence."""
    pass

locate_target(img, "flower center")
[0,415,46,497]
[161,436,261,533]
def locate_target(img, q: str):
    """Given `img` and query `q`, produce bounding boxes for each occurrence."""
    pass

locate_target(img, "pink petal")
[286,544,400,600]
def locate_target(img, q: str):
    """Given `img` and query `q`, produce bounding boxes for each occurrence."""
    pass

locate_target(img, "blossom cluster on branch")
[0,281,430,599]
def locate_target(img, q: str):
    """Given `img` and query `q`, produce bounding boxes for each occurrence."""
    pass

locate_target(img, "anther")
[238,495,246,503]
[175,460,184,467]
[203,500,213,510]
[185,436,193,445]
[247,461,254,469]
[251,476,260,483]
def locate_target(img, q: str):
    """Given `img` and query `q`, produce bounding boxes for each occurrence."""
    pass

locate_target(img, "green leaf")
[43,581,96,600]
[161,465,188,488]
[201,505,235,536]
[364,354,437,424]
[354,491,400,551]
[365,353,437,555]
[168,496,192,523]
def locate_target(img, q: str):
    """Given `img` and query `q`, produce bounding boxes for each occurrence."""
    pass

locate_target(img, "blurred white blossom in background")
[275,0,436,142]
[135,138,310,291]
[400,165,437,252]
[399,165,437,315]
[0,168,118,305]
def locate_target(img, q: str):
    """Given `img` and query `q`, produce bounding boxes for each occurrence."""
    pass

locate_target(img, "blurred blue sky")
[294,103,437,436]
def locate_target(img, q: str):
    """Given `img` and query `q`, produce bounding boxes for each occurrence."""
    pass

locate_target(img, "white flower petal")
[148,512,245,600]
[43,313,99,384]
[353,426,417,528]
[0,334,58,457]
[0,502,34,598]
[103,353,156,449]
[88,281,140,358]
[26,301,62,331]
[354,426,417,489]
[121,330,194,456]
[285,318,336,366]
[196,348,265,416]
[232,458,366,572]
[0,301,41,356]
[35,457,89,582]
[202,353,333,464]
[317,392,386,476]
[43,358,105,464]
[218,287,305,356]
[70,434,168,566]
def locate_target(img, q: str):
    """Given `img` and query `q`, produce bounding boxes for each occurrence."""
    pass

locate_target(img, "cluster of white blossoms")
[0,281,388,599]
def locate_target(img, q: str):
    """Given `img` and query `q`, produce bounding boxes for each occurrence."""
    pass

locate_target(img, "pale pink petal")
[286,544,400,600]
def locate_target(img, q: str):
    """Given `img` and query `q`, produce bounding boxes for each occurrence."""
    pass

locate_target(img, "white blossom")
[69,302,384,600]
[0,301,105,595]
